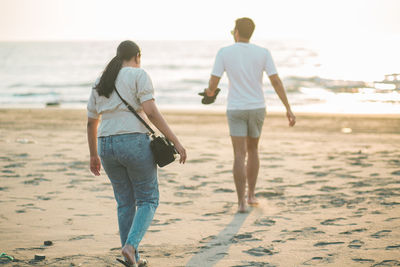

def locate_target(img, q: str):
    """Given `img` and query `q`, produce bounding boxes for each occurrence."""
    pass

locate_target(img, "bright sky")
[0,0,399,41]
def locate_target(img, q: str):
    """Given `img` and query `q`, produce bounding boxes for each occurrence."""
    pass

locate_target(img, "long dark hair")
[95,40,141,98]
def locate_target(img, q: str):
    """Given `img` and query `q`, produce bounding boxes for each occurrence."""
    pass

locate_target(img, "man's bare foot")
[238,200,247,213]
[121,244,137,266]
[247,195,259,206]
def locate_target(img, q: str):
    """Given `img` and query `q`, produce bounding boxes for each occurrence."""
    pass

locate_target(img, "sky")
[0,0,399,41]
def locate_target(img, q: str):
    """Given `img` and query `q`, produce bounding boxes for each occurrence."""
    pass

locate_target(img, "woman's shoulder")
[120,67,147,74]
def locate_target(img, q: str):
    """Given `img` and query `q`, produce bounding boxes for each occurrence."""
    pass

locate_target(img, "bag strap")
[114,88,155,135]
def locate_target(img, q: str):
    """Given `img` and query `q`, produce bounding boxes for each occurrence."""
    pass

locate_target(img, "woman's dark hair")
[235,17,255,39]
[95,40,141,97]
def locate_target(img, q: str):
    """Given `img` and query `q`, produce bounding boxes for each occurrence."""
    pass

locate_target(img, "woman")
[87,40,186,267]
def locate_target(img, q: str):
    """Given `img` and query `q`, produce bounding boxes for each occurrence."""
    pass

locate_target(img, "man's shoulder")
[217,44,235,54]
[249,43,271,53]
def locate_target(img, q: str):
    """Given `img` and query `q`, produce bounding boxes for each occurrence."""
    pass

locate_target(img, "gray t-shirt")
[87,67,154,137]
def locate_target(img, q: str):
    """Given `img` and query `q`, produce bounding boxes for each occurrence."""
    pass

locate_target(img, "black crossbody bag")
[115,89,177,167]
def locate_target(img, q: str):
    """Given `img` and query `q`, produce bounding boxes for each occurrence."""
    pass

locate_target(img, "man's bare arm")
[205,75,221,97]
[269,74,296,127]
[269,74,291,110]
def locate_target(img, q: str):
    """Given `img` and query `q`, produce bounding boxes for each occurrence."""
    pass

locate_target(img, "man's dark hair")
[235,17,255,39]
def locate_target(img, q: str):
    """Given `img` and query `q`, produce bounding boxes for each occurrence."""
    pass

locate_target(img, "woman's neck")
[122,57,140,68]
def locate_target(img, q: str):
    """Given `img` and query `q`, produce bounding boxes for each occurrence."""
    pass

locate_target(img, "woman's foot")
[121,244,137,267]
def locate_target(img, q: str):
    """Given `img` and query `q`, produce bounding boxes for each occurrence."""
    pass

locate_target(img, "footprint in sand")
[4,162,26,168]
[254,218,275,227]
[23,178,51,185]
[187,158,214,164]
[36,196,52,201]
[69,234,94,241]
[174,192,202,198]
[348,181,371,188]
[230,233,261,243]
[243,246,276,256]
[199,235,217,244]
[372,260,400,266]
[213,188,234,193]
[151,218,182,226]
[232,261,276,267]
[370,230,391,239]
[352,258,375,263]
[385,217,400,222]
[176,185,200,191]
[306,171,328,177]
[340,228,367,235]
[381,201,400,206]
[69,161,88,170]
[320,218,346,226]
[303,256,331,265]
[268,177,283,183]
[314,241,345,247]
[319,186,339,192]
[348,240,364,249]
[190,175,207,181]
[391,170,400,176]
[386,244,400,250]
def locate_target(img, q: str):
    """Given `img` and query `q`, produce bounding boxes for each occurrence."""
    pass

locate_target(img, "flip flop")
[116,258,137,267]
[0,253,14,261]
[138,259,148,266]
[198,88,221,104]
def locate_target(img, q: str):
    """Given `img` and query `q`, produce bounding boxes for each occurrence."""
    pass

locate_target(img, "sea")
[0,40,399,114]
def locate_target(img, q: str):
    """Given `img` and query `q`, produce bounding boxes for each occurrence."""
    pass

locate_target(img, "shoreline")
[1,106,400,118]
[1,108,399,135]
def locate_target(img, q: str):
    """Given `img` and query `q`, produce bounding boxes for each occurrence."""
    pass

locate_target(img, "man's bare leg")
[231,136,247,213]
[246,136,260,205]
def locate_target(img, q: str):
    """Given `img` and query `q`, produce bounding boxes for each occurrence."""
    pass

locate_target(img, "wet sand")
[0,108,399,266]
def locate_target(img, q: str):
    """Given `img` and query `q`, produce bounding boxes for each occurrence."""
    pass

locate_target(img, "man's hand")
[198,88,221,104]
[287,110,296,127]
[205,88,215,97]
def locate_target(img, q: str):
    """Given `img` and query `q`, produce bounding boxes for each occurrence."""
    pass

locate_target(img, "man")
[204,17,296,213]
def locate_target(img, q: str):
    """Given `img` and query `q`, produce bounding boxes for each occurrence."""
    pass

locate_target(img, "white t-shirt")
[87,67,154,137]
[211,42,277,110]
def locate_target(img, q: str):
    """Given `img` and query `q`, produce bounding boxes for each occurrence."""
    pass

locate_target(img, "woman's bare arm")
[142,100,187,163]
[87,117,101,175]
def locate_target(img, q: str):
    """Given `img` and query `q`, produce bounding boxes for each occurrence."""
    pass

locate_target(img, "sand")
[0,108,399,266]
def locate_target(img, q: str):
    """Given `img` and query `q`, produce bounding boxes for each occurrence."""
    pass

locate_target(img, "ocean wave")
[9,82,93,89]
[284,76,371,93]
[146,64,209,70]
[13,92,59,97]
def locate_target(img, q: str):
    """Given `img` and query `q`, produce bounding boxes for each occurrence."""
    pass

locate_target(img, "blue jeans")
[98,133,158,261]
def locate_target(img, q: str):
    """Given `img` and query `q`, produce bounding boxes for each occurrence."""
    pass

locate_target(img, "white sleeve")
[211,49,225,77]
[264,49,278,76]
[136,69,155,103]
[87,89,99,119]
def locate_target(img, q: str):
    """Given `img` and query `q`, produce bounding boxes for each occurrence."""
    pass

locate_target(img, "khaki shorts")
[226,108,266,138]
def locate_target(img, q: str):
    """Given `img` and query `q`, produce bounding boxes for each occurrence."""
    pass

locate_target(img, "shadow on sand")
[186,210,252,266]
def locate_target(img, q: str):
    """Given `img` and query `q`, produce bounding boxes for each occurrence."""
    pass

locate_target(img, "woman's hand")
[174,142,187,164]
[90,155,101,176]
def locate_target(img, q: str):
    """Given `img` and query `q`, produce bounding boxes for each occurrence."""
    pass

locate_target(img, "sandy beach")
[0,108,399,266]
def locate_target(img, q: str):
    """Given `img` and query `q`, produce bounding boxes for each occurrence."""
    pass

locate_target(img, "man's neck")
[236,38,250,43]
